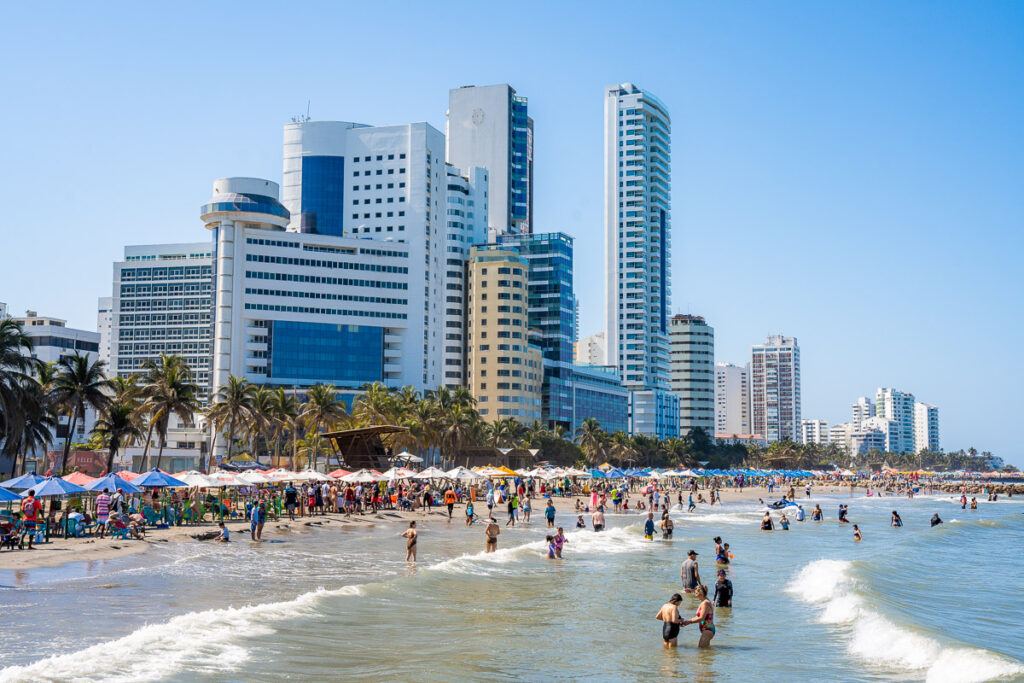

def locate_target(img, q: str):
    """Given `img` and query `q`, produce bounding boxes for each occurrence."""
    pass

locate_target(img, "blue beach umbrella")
[132,469,187,488]
[0,471,45,491]
[588,469,607,479]
[0,487,23,502]
[30,476,87,497]
[85,473,143,495]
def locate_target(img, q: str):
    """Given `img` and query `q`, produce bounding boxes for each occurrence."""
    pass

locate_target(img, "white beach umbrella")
[475,466,509,478]
[381,466,417,480]
[238,470,272,485]
[205,470,248,487]
[342,469,383,483]
[445,466,484,481]
[291,469,331,482]
[413,466,448,480]
[172,471,216,488]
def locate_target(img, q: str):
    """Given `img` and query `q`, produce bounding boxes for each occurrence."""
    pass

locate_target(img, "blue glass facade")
[300,156,346,236]
[200,194,290,220]
[267,321,382,386]
[495,233,575,429]
[510,96,532,231]
[572,366,629,434]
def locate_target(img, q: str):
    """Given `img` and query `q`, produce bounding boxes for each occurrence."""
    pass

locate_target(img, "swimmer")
[681,550,701,593]
[656,593,684,648]
[644,512,656,540]
[679,584,716,648]
[779,514,790,530]
[853,524,862,542]
[811,505,823,521]
[401,521,418,562]
[545,534,556,559]
[713,569,733,608]
[485,517,500,552]
[970,497,978,510]
[661,513,674,539]
[554,526,567,558]
[890,510,903,527]
[592,506,605,532]
[576,514,586,529]
[713,536,726,562]
[795,505,805,522]
[760,512,774,531]
[930,513,943,527]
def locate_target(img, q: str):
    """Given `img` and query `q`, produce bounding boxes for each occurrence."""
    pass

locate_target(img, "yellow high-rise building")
[466,247,543,424]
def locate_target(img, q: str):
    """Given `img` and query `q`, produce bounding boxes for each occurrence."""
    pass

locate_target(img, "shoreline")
[0,484,869,572]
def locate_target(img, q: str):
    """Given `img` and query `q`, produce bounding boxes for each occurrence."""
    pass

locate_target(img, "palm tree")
[93,399,144,475]
[609,431,639,467]
[141,354,200,472]
[204,375,253,470]
[441,404,478,469]
[246,386,276,463]
[574,417,606,467]
[352,381,394,425]
[270,388,301,469]
[11,377,57,476]
[300,384,347,470]
[0,318,41,466]
[52,352,111,474]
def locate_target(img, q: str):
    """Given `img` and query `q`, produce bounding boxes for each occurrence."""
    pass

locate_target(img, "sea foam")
[787,560,1023,683]
[0,584,364,683]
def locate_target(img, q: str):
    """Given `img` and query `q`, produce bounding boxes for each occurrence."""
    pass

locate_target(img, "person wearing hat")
[681,549,701,593]
[713,569,733,607]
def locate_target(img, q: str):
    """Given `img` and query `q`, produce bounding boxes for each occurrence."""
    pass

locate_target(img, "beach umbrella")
[0,487,23,502]
[84,473,143,494]
[413,466,447,480]
[445,466,484,481]
[264,469,296,483]
[131,469,188,488]
[393,450,424,464]
[30,476,87,497]
[327,468,352,479]
[63,472,97,486]
[0,472,45,491]
[341,469,383,483]
[114,470,141,481]
[171,471,217,488]
[588,469,607,479]
[381,466,417,481]
[294,469,331,482]
[475,466,509,478]
[205,470,248,487]
[238,470,272,485]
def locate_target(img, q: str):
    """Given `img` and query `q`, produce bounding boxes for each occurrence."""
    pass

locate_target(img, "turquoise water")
[1,492,1023,682]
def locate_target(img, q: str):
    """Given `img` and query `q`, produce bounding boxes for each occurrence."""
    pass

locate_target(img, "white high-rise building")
[801,419,829,445]
[852,416,896,455]
[11,311,101,448]
[576,331,606,366]
[914,402,940,453]
[852,396,874,428]
[109,242,214,399]
[603,83,676,438]
[715,362,751,436]
[750,336,801,442]
[875,388,916,453]
[447,84,532,235]
[669,315,714,436]
[96,296,113,370]
[830,422,853,453]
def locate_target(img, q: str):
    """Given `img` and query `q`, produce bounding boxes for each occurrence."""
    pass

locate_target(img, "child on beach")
[576,515,586,529]
[644,512,656,540]
[546,535,556,559]
[216,522,230,543]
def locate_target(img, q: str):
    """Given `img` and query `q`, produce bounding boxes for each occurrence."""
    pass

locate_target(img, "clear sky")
[1,2,1021,463]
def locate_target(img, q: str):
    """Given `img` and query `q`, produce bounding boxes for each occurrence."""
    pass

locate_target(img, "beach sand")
[0,483,863,571]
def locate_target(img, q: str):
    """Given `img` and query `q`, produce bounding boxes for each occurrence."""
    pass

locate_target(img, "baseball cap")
[687,549,698,556]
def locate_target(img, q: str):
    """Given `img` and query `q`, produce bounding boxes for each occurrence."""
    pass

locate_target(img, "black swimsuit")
[663,620,680,641]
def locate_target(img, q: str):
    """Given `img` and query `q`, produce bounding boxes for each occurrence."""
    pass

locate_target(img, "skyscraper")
[466,246,543,424]
[750,335,802,442]
[447,84,533,235]
[669,314,715,436]
[875,388,916,453]
[852,396,875,429]
[603,83,676,438]
[914,402,940,453]
[494,232,575,429]
[96,296,113,370]
[714,362,751,436]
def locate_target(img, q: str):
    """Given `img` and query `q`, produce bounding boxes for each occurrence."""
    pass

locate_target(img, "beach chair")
[65,518,82,538]
[142,506,161,526]
[110,523,132,540]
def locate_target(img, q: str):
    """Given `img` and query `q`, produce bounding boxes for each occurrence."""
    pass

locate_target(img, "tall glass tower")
[603,83,676,437]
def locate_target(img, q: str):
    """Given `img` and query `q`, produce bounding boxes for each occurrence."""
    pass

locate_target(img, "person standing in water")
[656,593,685,648]
[485,517,500,552]
[680,584,716,647]
[544,499,556,529]
[890,510,903,527]
[681,550,701,593]
[644,512,656,540]
[811,504,823,521]
[760,512,774,531]
[930,513,943,527]
[853,524,862,541]
[592,506,605,532]
[401,521,418,562]
[553,526,567,558]
[713,569,733,608]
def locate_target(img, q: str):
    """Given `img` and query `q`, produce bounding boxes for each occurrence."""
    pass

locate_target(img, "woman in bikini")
[655,593,684,648]
[680,584,715,647]
[401,521,418,562]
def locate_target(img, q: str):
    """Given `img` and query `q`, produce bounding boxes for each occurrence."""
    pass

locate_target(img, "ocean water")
[1,492,1023,682]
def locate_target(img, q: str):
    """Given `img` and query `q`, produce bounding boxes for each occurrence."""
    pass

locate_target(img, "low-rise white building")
[801,419,829,445]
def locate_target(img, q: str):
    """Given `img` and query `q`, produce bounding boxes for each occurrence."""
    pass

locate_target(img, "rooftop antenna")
[290,101,312,124]
[306,99,310,121]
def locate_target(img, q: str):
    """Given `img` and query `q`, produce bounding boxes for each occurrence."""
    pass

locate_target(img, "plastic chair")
[142,506,160,526]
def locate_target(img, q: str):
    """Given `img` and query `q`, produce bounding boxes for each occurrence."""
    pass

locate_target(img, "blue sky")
[1,2,1021,463]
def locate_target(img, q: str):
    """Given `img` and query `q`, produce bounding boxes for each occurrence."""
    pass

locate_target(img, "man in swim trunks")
[591,506,605,532]
[485,517,500,552]
[401,521,418,562]
[681,550,701,593]
[656,593,684,648]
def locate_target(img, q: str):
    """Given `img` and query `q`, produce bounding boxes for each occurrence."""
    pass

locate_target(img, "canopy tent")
[132,469,188,488]
[171,471,217,488]
[413,466,447,480]
[0,487,23,502]
[0,472,45,491]
[30,476,87,497]
[62,472,97,486]
[84,473,143,494]
[341,468,383,483]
